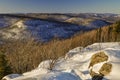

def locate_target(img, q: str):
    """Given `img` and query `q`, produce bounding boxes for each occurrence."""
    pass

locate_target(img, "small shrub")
[0,52,12,79]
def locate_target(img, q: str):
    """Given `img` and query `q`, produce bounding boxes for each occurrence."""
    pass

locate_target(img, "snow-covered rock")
[3,42,120,80]
[38,60,52,69]
[65,47,83,59]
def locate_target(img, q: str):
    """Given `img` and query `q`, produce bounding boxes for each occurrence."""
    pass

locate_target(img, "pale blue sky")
[0,0,120,13]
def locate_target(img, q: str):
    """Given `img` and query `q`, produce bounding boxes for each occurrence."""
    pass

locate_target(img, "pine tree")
[107,26,112,42]
[113,21,120,41]
[115,21,120,33]
[0,52,12,79]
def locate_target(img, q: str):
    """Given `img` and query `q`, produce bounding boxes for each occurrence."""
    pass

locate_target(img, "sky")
[0,0,120,13]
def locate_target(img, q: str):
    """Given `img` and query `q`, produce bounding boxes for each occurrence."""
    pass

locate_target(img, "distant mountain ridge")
[0,13,116,41]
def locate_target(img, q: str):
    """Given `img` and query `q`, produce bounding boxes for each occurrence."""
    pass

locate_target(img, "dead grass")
[89,52,108,68]
[0,39,72,73]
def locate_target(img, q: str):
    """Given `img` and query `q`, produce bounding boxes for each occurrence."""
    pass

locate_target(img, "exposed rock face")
[92,74,103,80]
[89,52,112,79]
[90,69,99,77]
[99,63,112,76]
[89,52,108,68]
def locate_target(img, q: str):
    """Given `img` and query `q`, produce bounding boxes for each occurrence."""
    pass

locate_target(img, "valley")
[0,13,114,41]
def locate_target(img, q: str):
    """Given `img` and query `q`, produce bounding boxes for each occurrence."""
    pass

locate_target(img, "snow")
[38,60,53,69]
[39,71,80,80]
[2,42,120,80]
[92,62,107,74]
[0,16,18,28]
[2,74,22,80]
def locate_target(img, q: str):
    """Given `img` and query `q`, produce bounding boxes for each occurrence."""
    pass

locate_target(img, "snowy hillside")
[3,42,120,80]
[0,19,86,41]
[0,14,112,41]
[0,19,110,41]
[65,18,111,28]
[24,19,85,41]
[0,16,19,28]
[87,19,111,28]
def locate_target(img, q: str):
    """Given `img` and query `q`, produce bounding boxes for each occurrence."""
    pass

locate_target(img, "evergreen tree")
[115,21,120,33]
[113,21,120,41]
[0,52,12,79]
[98,27,102,42]
[107,26,112,42]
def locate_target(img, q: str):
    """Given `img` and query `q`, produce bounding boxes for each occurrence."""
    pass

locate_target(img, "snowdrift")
[2,42,120,80]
